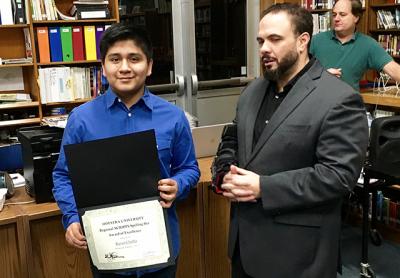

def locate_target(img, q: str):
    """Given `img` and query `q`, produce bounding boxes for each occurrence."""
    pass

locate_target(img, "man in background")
[213,3,368,277]
[310,0,400,90]
[53,23,200,277]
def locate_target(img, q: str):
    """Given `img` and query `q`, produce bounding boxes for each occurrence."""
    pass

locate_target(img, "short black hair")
[100,23,153,62]
[262,3,313,45]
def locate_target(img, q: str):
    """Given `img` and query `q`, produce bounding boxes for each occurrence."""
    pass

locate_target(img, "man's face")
[102,39,152,97]
[332,0,359,34]
[257,12,300,81]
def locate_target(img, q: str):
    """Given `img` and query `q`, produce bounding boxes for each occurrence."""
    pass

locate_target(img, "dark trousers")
[232,240,253,278]
[91,264,177,278]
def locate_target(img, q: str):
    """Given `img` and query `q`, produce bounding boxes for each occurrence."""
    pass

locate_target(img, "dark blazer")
[227,61,369,278]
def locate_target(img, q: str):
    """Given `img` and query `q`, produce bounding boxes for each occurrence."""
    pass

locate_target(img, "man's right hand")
[327,68,342,78]
[65,222,87,249]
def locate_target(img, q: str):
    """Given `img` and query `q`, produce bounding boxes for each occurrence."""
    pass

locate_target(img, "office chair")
[360,115,400,278]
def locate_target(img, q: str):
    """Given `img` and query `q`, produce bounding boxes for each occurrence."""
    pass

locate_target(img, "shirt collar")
[267,56,316,97]
[283,56,316,94]
[105,87,153,111]
[331,30,357,43]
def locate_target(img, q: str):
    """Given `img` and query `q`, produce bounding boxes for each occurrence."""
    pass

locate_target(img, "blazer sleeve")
[259,92,369,214]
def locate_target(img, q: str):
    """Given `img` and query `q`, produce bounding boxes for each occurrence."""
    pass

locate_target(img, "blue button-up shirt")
[53,87,200,275]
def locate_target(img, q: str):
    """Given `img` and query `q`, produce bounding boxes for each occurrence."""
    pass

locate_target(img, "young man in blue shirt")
[52,23,200,277]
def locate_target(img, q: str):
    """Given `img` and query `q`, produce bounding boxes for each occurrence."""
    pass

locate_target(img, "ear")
[297,32,310,53]
[354,15,360,24]
[147,59,153,76]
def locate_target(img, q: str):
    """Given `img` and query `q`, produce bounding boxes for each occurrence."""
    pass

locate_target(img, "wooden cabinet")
[0,158,226,278]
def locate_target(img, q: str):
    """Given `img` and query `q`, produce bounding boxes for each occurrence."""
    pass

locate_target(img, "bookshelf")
[195,2,212,80]
[368,1,400,61]
[0,0,119,134]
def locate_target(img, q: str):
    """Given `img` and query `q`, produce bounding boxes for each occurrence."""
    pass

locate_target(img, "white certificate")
[81,199,171,271]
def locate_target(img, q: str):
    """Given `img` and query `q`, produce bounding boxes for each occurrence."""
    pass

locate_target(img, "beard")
[263,50,298,81]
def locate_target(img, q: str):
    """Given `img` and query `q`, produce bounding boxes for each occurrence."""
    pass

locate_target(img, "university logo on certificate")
[64,130,174,272]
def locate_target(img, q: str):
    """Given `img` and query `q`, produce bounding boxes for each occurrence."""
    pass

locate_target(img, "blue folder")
[48,27,63,62]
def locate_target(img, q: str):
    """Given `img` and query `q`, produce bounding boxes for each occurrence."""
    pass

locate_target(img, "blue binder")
[49,27,63,62]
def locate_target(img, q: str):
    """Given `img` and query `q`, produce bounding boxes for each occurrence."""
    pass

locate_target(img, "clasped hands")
[65,178,178,249]
[221,165,261,202]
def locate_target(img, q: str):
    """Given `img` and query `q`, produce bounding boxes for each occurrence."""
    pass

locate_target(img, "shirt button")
[274,95,279,99]
[265,120,269,124]
[128,113,132,117]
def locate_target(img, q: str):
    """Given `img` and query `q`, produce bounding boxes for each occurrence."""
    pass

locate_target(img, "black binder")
[64,129,161,208]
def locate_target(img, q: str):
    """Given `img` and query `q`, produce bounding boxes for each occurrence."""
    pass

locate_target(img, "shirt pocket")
[156,137,172,166]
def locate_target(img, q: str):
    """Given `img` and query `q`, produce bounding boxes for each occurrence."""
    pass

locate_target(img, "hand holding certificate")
[64,130,173,272]
[82,199,170,270]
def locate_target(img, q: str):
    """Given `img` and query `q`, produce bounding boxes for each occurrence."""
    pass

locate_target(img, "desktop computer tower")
[17,126,64,203]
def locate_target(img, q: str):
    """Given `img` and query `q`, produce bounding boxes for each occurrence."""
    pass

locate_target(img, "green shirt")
[310,30,393,90]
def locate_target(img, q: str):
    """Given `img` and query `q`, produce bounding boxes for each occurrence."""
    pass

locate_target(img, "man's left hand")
[221,165,261,202]
[158,178,178,208]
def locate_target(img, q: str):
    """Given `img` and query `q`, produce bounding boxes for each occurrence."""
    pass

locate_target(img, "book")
[0,0,14,25]
[95,25,105,60]
[23,28,33,59]
[13,0,26,24]
[84,26,97,60]
[72,26,85,61]
[0,93,31,102]
[49,26,63,62]
[37,27,51,63]
[60,26,74,62]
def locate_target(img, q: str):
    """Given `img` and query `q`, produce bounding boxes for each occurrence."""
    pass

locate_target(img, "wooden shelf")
[370,3,400,8]
[361,92,400,108]
[309,8,330,13]
[37,60,101,66]
[43,99,90,106]
[0,118,41,127]
[32,19,117,24]
[0,63,34,68]
[0,24,29,29]
[0,101,39,110]
[369,29,400,33]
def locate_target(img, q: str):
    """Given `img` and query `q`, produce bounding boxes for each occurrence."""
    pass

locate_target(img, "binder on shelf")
[36,27,51,63]
[72,26,85,61]
[84,26,97,61]
[60,26,74,62]
[0,0,14,25]
[95,25,105,60]
[75,4,110,20]
[49,27,63,62]
[13,0,26,24]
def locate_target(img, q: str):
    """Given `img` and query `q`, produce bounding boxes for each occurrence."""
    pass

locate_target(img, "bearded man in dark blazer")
[214,3,369,278]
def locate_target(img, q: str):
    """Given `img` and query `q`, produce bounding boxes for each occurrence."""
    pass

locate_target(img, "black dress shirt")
[253,57,316,149]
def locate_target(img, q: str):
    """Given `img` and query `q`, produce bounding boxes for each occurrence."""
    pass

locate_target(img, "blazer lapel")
[244,79,269,163]
[245,61,324,167]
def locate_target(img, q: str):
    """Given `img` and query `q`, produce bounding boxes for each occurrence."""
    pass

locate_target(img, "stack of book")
[73,0,110,19]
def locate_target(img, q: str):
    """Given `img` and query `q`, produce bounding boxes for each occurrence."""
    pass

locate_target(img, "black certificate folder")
[64,130,173,272]
[64,130,160,208]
